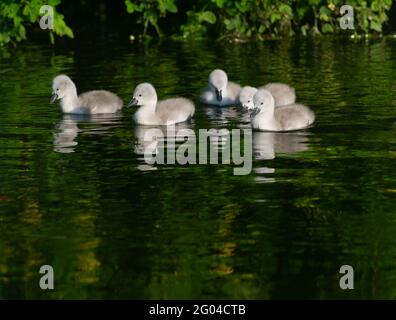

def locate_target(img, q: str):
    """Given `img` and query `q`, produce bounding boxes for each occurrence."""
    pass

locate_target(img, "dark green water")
[1,38,396,299]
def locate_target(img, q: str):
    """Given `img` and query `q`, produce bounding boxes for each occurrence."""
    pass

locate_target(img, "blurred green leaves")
[0,0,73,46]
[0,0,394,46]
[125,0,178,37]
[181,10,217,38]
[126,0,393,40]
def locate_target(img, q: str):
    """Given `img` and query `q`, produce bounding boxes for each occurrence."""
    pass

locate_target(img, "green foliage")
[126,0,393,40]
[216,1,295,39]
[311,0,393,35]
[0,0,73,46]
[125,0,178,37]
[0,0,394,46]
[181,10,217,38]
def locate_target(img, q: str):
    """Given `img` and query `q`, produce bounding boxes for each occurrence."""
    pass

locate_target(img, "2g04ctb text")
[193,304,246,316]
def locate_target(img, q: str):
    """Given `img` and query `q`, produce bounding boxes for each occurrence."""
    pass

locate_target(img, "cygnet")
[200,69,241,106]
[128,83,195,125]
[51,75,123,114]
[239,83,295,110]
[251,89,314,131]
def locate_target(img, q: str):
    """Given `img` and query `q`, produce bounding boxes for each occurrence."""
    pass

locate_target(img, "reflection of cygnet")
[53,114,123,153]
[53,117,80,153]
[134,123,194,171]
[203,105,242,124]
[239,83,295,110]
[251,90,315,131]
[128,83,195,125]
[253,131,310,160]
[134,125,161,158]
[51,75,123,114]
[200,69,241,106]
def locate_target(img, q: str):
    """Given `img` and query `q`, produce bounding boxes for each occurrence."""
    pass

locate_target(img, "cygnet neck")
[138,101,156,116]
[60,88,79,113]
[141,91,158,111]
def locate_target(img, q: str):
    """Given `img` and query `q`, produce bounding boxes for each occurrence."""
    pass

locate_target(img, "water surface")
[1,38,396,299]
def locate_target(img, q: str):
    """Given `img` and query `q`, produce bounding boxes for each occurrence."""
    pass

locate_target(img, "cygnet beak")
[241,104,250,112]
[215,89,222,102]
[50,93,58,104]
[127,97,138,107]
[251,107,261,116]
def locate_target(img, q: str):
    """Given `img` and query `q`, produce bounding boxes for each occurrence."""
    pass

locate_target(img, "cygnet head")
[208,69,228,102]
[51,75,77,103]
[253,89,275,115]
[239,86,258,110]
[128,83,158,107]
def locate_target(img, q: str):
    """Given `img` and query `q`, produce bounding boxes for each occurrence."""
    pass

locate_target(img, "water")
[1,38,396,299]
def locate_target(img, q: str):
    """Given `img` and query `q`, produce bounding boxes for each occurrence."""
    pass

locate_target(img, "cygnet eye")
[56,88,59,92]
[139,94,142,97]
[247,100,250,103]
[261,102,263,105]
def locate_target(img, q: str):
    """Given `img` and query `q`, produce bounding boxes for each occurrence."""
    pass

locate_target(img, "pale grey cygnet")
[51,75,123,114]
[238,86,259,110]
[239,83,296,110]
[251,89,315,131]
[200,69,241,106]
[128,83,195,125]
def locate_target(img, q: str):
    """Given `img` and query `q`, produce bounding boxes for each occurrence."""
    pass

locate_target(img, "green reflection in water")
[1,38,396,299]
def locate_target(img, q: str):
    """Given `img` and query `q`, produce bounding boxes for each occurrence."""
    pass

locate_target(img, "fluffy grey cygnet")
[128,83,195,125]
[239,83,296,110]
[51,75,123,114]
[200,69,241,106]
[251,89,315,131]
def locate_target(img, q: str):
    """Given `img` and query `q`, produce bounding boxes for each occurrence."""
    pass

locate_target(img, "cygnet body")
[239,83,296,110]
[200,69,241,106]
[251,89,315,131]
[51,75,123,114]
[128,83,195,125]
